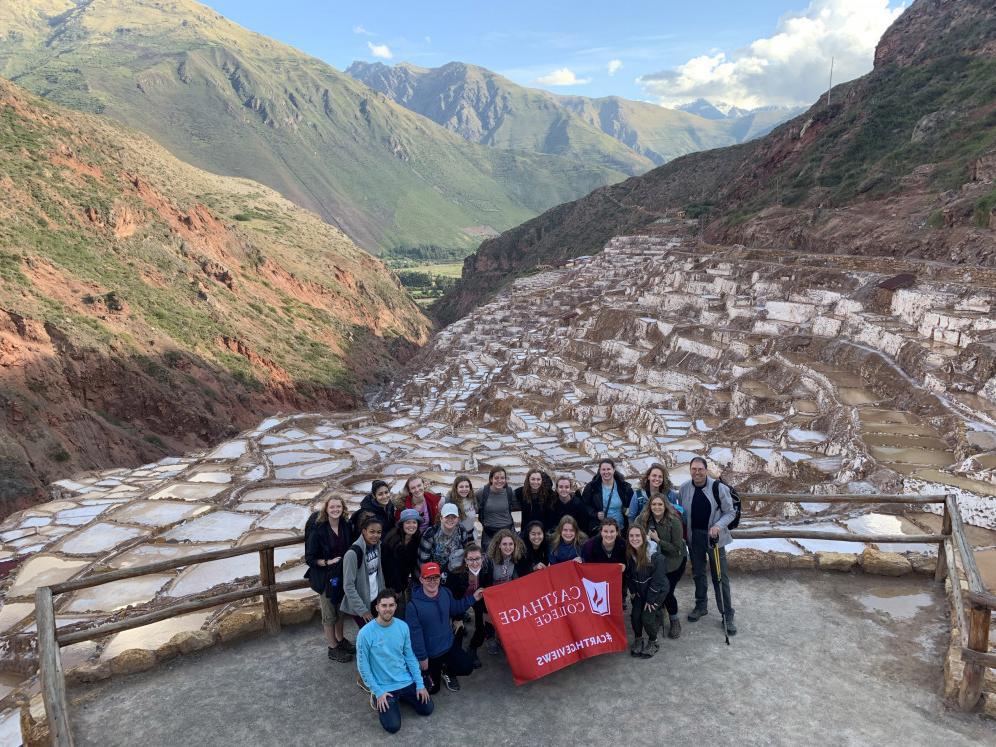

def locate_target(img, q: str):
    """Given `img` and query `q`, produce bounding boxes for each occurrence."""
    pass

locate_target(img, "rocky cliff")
[435,0,996,324]
[0,77,431,516]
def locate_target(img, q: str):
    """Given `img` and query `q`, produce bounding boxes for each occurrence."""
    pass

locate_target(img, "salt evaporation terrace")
[3,232,996,739]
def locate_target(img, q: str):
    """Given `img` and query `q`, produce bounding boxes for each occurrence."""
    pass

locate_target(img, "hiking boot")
[424,674,439,695]
[486,638,501,656]
[687,606,708,622]
[469,648,482,669]
[724,614,737,636]
[630,637,645,657]
[330,645,353,663]
[641,639,660,658]
[355,674,371,694]
[668,618,682,639]
[339,638,356,654]
[327,646,335,660]
[442,673,461,692]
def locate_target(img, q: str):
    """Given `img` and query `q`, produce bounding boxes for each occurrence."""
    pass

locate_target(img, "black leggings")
[455,600,493,650]
[663,557,687,617]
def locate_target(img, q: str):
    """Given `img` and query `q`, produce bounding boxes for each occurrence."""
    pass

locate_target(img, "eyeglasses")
[424,575,441,581]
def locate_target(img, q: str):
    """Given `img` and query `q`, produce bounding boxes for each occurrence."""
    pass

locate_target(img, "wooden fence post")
[959,604,992,711]
[259,547,280,635]
[935,497,951,582]
[36,587,74,747]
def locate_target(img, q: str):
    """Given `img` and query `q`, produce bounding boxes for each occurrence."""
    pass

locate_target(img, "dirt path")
[69,572,993,746]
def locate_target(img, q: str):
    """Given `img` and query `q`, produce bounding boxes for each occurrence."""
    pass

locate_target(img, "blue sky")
[201,0,907,108]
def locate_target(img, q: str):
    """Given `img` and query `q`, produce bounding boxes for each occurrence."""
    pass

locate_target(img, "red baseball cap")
[420,562,442,578]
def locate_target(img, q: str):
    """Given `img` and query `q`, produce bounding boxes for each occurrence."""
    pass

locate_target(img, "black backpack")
[712,479,742,530]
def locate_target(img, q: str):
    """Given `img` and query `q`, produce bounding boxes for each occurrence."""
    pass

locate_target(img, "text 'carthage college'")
[494,586,586,627]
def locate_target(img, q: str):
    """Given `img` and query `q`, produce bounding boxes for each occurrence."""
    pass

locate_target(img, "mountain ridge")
[346,59,802,168]
[434,0,996,324]
[0,0,625,254]
[0,74,429,515]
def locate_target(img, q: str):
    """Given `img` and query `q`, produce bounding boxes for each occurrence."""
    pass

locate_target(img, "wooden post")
[35,587,74,747]
[935,497,951,582]
[259,547,280,635]
[959,604,992,711]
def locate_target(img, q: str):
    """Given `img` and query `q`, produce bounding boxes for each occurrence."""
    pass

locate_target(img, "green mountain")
[0,74,431,513]
[435,0,996,324]
[0,0,625,255]
[346,60,801,167]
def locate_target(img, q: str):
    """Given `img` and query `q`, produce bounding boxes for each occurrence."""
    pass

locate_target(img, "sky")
[201,0,907,109]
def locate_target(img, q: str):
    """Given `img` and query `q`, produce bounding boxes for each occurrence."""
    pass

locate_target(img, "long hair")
[521,469,554,509]
[487,528,525,565]
[549,515,587,554]
[641,462,673,496]
[316,494,350,526]
[446,475,473,520]
[383,519,421,551]
[626,524,652,570]
[636,493,679,532]
[487,467,507,487]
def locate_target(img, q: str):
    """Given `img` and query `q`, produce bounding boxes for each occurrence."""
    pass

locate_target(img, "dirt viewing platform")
[66,573,993,746]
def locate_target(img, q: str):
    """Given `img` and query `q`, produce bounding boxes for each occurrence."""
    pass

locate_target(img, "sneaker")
[339,638,357,654]
[641,639,660,658]
[469,649,482,669]
[355,674,371,694]
[629,638,645,657]
[442,673,461,692]
[331,645,353,663]
[424,674,439,695]
[668,618,682,639]
[687,606,708,622]
[327,646,335,660]
[724,614,738,636]
[486,638,501,656]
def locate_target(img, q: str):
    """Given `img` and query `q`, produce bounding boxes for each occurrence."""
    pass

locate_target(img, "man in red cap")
[405,561,484,693]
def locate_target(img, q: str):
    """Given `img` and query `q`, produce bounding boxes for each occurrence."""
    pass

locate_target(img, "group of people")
[304,455,738,733]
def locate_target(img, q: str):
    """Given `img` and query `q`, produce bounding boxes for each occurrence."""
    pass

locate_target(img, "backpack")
[712,479,742,530]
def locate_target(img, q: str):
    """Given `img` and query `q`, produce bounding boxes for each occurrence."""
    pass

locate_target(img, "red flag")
[482,562,627,684]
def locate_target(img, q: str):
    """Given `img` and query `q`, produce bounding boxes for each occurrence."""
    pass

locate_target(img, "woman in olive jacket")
[636,494,688,639]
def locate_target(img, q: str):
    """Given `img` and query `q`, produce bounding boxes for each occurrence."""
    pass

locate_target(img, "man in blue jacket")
[405,561,483,693]
[356,589,432,733]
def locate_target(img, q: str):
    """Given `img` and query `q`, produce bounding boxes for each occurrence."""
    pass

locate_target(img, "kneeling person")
[356,590,433,734]
[406,562,484,693]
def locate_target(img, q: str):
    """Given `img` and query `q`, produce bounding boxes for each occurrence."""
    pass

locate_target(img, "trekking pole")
[710,538,731,646]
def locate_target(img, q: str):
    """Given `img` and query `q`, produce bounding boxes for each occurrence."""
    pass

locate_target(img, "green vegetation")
[973,188,996,228]
[0,0,627,254]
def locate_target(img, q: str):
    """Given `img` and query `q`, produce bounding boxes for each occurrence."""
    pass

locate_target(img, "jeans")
[378,683,434,734]
[689,530,734,617]
[425,639,475,693]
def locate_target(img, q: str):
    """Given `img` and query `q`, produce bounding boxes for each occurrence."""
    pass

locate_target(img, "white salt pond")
[108,501,210,527]
[56,523,148,556]
[147,483,227,501]
[205,440,248,460]
[99,610,216,660]
[163,512,255,542]
[241,486,323,503]
[790,523,867,554]
[167,555,258,598]
[845,513,938,554]
[733,538,805,555]
[273,459,351,480]
[64,574,173,612]
[107,542,231,569]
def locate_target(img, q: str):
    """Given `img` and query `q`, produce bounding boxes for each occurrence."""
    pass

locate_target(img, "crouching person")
[406,562,484,693]
[356,589,433,734]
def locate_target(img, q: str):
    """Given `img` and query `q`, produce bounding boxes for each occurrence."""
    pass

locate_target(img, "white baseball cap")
[441,503,460,518]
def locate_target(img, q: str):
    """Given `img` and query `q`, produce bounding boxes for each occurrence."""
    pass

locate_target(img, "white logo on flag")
[582,577,610,616]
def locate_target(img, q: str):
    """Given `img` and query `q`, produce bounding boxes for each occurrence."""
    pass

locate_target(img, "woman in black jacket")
[625,524,670,659]
[380,508,422,617]
[515,470,553,536]
[547,475,588,532]
[304,495,353,662]
[522,520,549,572]
[445,543,492,668]
[580,459,634,536]
[351,479,398,536]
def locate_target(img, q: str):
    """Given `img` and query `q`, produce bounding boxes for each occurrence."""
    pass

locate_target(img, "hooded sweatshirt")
[404,585,476,661]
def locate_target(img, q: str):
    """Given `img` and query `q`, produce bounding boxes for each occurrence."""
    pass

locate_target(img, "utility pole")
[825,56,834,107]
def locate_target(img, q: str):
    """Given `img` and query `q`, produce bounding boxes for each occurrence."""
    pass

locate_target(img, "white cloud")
[607,59,623,76]
[367,41,393,60]
[637,0,905,108]
[534,67,592,86]
[353,25,373,36]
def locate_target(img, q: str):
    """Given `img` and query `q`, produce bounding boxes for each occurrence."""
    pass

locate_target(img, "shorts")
[318,593,341,625]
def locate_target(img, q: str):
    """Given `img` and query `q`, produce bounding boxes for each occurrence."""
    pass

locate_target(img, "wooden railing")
[32,491,995,745]
[35,535,307,747]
